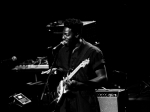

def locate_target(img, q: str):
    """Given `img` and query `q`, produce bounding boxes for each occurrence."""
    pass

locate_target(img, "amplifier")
[96,89,127,112]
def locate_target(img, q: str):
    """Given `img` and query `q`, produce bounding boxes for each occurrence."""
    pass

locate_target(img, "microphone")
[1,56,17,63]
[11,56,17,61]
[53,40,67,50]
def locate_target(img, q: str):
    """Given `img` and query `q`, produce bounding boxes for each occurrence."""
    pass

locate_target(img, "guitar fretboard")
[67,58,89,80]
[68,64,82,80]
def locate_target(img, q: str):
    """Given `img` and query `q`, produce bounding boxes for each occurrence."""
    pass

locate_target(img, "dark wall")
[1,1,149,86]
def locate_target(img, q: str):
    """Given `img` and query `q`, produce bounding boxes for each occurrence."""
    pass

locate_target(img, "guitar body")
[50,58,90,111]
[56,79,65,103]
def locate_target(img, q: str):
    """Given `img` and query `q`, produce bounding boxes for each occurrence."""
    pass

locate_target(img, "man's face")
[62,27,76,46]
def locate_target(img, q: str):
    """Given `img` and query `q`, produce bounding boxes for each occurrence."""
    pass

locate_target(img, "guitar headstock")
[80,58,90,68]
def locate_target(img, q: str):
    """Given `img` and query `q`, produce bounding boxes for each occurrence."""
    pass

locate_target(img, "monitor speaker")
[96,89,127,112]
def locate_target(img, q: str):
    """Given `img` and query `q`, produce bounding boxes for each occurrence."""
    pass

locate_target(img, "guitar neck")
[68,65,82,80]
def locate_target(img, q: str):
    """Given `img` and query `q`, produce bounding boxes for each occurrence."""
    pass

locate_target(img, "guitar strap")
[78,46,90,65]
[75,42,91,68]
[69,45,91,80]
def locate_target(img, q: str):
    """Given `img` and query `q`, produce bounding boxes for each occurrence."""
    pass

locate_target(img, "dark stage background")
[0,1,149,90]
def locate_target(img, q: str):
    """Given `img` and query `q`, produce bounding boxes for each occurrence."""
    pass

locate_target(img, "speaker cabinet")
[96,89,127,112]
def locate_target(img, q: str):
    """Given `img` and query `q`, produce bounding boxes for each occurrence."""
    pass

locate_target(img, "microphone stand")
[40,48,59,104]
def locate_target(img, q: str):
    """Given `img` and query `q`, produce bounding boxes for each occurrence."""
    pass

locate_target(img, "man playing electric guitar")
[44,18,108,112]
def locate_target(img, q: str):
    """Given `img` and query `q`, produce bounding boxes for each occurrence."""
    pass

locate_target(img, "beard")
[65,37,78,48]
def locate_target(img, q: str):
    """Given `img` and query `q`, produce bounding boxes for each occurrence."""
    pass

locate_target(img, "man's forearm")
[74,75,107,89]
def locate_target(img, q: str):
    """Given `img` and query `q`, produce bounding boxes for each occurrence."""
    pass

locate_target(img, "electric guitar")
[53,58,90,104]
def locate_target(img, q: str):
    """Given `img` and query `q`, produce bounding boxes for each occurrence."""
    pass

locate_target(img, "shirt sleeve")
[90,49,105,71]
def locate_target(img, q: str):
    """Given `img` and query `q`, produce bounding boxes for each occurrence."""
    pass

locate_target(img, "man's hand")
[66,79,76,85]
[65,79,77,90]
